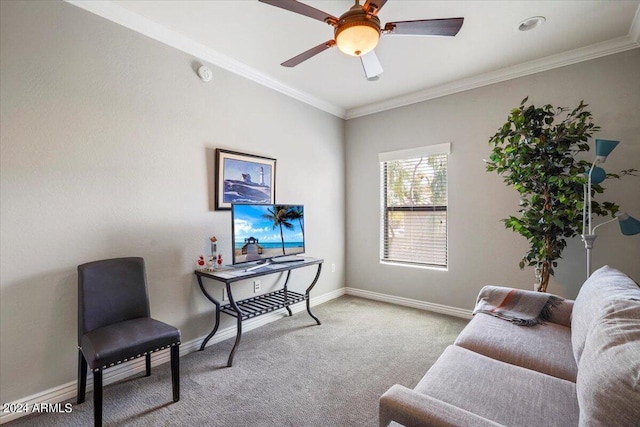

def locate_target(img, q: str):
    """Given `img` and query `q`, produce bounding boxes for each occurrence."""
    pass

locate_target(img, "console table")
[194,257,323,366]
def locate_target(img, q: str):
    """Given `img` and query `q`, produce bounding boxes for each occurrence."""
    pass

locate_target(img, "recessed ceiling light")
[518,16,546,32]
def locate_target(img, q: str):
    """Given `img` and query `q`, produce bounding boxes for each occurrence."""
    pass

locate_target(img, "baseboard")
[345,287,474,320]
[0,288,346,425]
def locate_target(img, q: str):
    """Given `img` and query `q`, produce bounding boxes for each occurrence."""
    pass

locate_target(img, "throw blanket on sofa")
[474,286,564,326]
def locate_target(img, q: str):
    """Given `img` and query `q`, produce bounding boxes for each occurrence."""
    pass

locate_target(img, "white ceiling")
[68,1,640,119]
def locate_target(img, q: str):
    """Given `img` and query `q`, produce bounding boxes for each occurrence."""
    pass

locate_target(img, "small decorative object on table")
[210,236,218,269]
[217,253,223,268]
[197,255,205,271]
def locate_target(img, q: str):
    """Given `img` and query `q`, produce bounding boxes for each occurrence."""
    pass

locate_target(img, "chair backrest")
[78,257,151,342]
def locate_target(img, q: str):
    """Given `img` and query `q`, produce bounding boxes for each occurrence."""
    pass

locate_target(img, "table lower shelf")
[221,289,307,320]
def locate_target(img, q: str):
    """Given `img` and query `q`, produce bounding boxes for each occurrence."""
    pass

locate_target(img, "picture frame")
[215,149,276,210]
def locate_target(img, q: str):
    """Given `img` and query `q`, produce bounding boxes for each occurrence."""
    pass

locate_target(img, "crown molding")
[66,1,639,121]
[65,0,347,119]
[345,34,640,119]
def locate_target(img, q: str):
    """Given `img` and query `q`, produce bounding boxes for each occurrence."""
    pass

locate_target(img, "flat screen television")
[231,203,305,267]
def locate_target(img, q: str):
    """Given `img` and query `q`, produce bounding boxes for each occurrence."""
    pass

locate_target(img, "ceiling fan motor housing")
[334,4,381,56]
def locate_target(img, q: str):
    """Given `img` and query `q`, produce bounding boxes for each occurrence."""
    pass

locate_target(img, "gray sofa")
[379,265,640,427]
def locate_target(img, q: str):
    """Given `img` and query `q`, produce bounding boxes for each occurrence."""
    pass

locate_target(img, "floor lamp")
[581,139,640,278]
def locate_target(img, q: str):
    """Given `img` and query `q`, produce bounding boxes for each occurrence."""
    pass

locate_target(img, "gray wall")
[2,0,639,409]
[0,1,345,403]
[346,49,640,308]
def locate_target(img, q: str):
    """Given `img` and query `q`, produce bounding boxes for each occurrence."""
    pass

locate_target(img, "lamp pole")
[580,139,640,278]
[582,216,618,278]
[580,139,618,278]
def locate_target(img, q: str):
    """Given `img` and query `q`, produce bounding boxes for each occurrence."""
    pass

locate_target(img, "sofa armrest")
[379,384,504,427]
[476,286,574,327]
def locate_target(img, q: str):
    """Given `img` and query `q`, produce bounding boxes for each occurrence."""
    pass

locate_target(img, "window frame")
[379,143,451,270]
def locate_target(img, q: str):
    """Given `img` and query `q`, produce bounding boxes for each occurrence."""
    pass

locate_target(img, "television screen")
[231,204,305,265]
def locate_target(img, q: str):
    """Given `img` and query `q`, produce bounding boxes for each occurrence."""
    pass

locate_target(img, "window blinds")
[380,144,449,268]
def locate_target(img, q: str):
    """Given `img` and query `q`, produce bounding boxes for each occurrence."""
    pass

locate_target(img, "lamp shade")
[617,212,640,236]
[595,139,619,162]
[587,166,606,184]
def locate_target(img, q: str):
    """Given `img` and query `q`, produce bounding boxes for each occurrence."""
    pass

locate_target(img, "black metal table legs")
[197,276,221,351]
[305,264,322,325]
[195,259,323,367]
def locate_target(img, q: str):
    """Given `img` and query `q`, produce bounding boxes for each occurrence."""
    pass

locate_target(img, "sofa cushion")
[571,265,639,364]
[455,312,577,382]
[576,297,640,426]
[414,345,579,427]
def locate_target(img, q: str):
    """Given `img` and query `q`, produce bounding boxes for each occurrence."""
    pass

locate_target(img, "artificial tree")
[486,97,634,292]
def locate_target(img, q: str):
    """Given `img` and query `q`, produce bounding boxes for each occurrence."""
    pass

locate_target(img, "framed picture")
[215,149,276,210]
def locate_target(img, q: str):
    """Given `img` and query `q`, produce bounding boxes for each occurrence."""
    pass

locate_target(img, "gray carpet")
[8,296,469,426]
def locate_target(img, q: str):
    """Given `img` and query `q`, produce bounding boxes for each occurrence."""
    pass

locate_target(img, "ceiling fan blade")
[259,0,338,24]
[384,18,464,36]
[362,0,388,16]
[281,40,336,67]
[360,50,383,80]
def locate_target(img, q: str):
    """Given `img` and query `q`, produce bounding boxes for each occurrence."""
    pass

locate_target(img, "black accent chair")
[77,257,180,426]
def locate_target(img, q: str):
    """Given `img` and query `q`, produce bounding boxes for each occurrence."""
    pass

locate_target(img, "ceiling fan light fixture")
[334,3,381,57]
[336,23,380,56]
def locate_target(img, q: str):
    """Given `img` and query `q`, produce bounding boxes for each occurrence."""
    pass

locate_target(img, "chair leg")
[77,349,87,404]
[171,345,180,402]
[145,353,151,377]
[93,369,103,427]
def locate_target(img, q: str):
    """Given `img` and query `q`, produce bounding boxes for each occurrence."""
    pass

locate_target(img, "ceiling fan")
[259,0,464,80]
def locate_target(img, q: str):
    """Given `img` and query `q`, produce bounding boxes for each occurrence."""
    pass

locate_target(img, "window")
[379,143,450,268]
